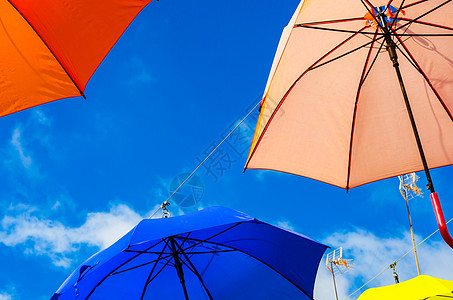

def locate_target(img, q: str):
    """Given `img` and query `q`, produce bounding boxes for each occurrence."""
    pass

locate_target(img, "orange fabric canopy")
[0,0,152,117]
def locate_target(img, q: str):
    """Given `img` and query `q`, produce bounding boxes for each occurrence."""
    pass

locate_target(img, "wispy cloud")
[0,204,143,268]
[315,229,453,299]
[0,293,12,300]
[274,218,296,231]
[31,109,52,127]
[3,110,53,179]
[10,127,32,169]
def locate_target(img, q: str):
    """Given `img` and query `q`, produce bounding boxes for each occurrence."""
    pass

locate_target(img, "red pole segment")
[431,193,453,249]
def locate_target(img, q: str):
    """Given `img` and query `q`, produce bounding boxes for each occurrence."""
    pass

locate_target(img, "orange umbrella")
[0,0,152,117]
[245,1,453,248]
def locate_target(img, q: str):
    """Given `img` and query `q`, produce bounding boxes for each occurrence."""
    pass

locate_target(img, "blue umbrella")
[52,206,328,300]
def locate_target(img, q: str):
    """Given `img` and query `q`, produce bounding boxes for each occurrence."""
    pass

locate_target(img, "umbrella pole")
[169,237,190,300]
[379,12,453,249]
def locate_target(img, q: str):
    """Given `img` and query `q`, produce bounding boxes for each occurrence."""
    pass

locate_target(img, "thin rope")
[344,217,453,300]
[149,99,262,218]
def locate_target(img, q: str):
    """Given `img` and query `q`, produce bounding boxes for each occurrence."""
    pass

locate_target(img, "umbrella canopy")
[357,275,453,300]
[0,0,152,117]
[51,206,328,300]
[246,0,453,189]
[244,0,453,248]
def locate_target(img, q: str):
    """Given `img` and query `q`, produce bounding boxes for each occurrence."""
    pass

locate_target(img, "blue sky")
[0,1,452,299]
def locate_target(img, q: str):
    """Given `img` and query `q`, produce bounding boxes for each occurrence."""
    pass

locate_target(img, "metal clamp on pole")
[390,262,399,284]
[161,200,171,218]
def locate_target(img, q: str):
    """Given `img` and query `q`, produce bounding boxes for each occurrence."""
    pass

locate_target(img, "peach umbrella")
[0,0,153,118]
[245,0,453,248]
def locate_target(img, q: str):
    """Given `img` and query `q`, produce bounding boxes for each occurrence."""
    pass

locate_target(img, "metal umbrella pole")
[378,9,453,249]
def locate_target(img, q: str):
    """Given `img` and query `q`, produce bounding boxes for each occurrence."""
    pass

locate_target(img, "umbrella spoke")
[310,35,384,71]
[86,239,167,299]
[140,241,169,300]
[111,253,174,275]
[145,256,174,284]
[361,34,386,85]
[347,27,382,191]
[396,0,452,33]
[295,24,382,37]
[172,222,244,253]
[402,0,430,10]
[398,17,453,33]
[177,236,315,300]
[173,238,214,300]
[174,238,236,255]
[296,17,366,27]
[393,34,453,121]
[388,0,408,30]
[361,0,375,10]
[246,26,372,167]
[124,250,176,255]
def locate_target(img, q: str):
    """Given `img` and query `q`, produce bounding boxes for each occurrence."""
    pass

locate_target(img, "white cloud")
[10,127,32,169]
[314,229,453,300]
[275,218,296,231]
[0,204,143,268]
[0,293,12,300]
[31,109,52,127]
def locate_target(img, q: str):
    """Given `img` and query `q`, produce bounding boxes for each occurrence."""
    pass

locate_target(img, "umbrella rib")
[393,34,453,121]
[110,252,174,275]
[173,238,214,300]
[174,222,244,252]
[388,0,408,30]
[145,256,174,284]
[396,0,452,32]
[394,32,453,36]
[85,239,165,299]
[296,17,367,27]
[402,0,429,10]
[246,27,368,168]
[362,34,386,84]
[294,24,383,36]
[124,250,175,254]
[177,236,316,300]
[398,17,453,32]
[136,225,243,299]
[125,249,236,255]
[361,0,375,10]
[5,0,86,99]
[310,35,384,71]
[140,240,169,300]
[346,28,381,191]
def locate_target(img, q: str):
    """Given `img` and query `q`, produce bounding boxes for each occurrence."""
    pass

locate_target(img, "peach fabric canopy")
[0,0,152,117]
[246,0,453,190]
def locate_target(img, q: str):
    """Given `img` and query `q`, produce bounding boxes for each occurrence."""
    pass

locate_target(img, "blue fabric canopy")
[52,206,328,300]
